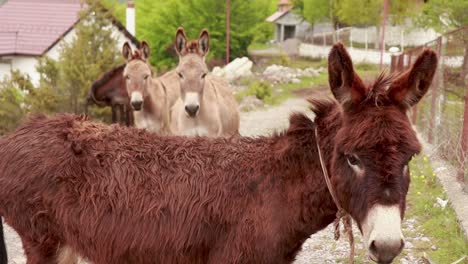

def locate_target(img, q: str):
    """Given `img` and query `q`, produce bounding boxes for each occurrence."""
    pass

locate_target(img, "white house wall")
[0,62,11,80]
[10,56,40,85]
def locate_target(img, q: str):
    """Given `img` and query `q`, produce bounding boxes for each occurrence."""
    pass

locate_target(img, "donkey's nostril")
[131,101,143,111]
[368,239,404,264]
[369,240,378,255]
[185,105,200,117]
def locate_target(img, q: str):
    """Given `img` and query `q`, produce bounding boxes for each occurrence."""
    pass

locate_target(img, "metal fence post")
[460,80,468,184]
[428,37,442,143]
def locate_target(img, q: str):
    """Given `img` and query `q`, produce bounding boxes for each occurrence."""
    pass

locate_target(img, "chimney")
[126,0,135,36]
[278,0,292,12]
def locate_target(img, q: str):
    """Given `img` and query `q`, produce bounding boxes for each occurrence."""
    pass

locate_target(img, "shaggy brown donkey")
[0,43,437,264]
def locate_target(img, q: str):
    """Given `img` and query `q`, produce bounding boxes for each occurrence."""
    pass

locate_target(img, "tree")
[0,70,32,134]
[298,0,331,25]
[415,0,468,79]
[54,1,122,114]
[137,0,275,69]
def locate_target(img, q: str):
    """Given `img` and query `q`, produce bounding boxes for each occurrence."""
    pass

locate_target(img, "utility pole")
[379,0,389,69]
[226,0,231,65]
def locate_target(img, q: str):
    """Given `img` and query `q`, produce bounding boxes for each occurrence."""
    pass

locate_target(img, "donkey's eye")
[125,75,130,80]
[177,72,184,79]
[346,154,361,167]
[201,73,207,79]
[144,75,149,80]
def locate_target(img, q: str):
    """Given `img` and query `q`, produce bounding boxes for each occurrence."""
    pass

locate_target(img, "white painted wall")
[299,43,393,65]
[10,56,40,84]
[0,62,11,80]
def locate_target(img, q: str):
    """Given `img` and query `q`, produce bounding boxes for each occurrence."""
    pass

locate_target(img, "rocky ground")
[3,97,449,263]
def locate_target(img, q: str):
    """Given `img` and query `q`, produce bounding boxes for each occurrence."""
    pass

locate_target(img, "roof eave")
[40,5,140,56]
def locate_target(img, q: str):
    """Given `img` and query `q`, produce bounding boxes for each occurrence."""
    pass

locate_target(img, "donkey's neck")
[273,108,343,248]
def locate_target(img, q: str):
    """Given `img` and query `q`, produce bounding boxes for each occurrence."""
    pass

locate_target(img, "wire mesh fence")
[391,26,468,187]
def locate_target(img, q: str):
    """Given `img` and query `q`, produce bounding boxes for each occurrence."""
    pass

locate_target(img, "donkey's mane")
[186,40,199,53]
[129,50,146,61]
[90,64,125,93]
[364,71,396,105]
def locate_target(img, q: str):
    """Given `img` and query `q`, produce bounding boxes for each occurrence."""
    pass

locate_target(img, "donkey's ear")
[140,41,150,61]
[388,49,438,108]
[122,42,132,61]
[328,43,365,105]
[198,29,210,56]
[175,27,187,56]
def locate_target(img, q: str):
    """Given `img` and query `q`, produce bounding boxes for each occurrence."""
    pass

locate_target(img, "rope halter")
[314,128,355,264]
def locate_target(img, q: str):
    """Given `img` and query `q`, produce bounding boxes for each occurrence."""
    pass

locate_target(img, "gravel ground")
[2,98,436,263]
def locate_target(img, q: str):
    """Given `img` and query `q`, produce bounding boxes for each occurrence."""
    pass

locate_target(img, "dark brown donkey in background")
[0,43,437,264]
[84,64,134,126]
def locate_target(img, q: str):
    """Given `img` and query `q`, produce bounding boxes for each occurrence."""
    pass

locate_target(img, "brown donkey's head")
[174,27,210,118]
[122,41,152,111]
[327,44,437,263]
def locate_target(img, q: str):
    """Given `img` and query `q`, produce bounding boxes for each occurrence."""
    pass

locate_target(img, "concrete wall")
[349,26,439,47]
[299,43,393,65]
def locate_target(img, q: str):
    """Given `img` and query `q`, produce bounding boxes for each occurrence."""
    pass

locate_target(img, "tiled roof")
[0,0,139,56]
[0,0,82,56]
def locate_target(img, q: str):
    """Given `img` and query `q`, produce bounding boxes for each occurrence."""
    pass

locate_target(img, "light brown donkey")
[122,41,178,134]
[171,28,239,137]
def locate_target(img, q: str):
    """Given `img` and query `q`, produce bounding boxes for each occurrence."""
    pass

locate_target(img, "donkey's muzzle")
[131,101,143,111]
[369,238,404,264]
[185,105,200,117]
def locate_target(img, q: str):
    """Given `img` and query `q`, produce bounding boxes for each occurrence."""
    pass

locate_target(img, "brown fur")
[0,43,437,264]
[85,64,134,126]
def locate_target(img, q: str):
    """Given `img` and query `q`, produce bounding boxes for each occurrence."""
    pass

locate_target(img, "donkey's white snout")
[130,91,143,111]
[363,204,404,264]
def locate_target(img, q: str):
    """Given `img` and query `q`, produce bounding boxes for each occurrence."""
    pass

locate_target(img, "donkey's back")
[206,75,240,135]
[0,114,263,263]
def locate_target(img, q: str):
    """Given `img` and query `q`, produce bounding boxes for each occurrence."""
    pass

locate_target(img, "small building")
[266,0,311,42]
[0,0,139,86]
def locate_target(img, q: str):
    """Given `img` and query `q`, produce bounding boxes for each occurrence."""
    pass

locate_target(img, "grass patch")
[406,155,468,263]
[265,73,329,105]
[248,42,275,51]
[268,56,328,69]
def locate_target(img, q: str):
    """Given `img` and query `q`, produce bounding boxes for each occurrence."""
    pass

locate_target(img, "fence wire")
[391,26,468,186]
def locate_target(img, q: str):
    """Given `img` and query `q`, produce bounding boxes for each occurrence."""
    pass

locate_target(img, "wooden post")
[379,0,389,69]
[226,0,230,65]
[365,27,368,51]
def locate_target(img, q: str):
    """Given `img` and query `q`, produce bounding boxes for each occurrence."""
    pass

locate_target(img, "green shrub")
[235,81,272,102]
[250,81,272,100]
